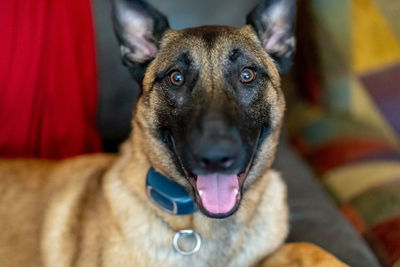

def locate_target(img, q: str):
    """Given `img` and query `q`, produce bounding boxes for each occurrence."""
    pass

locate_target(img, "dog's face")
[112,0,295,218]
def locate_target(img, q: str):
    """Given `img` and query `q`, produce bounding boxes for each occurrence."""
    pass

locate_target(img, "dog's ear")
[112,0,169,83]
[246,0,296,74]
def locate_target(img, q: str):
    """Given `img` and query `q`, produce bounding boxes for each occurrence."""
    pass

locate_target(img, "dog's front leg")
[258,242,349,267]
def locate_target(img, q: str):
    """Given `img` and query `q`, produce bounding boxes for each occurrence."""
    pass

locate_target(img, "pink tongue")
[196,174,239,214]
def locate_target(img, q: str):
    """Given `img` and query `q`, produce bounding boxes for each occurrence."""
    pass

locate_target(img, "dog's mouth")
[188,162,254,218]
[167,129,262,219]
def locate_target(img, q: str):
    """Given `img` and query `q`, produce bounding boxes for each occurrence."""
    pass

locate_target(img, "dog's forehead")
[178,25,251,45]
[155,25,267,67]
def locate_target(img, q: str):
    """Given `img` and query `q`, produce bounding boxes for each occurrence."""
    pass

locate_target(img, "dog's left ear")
[246,0,296,74]
[112,0,170,83]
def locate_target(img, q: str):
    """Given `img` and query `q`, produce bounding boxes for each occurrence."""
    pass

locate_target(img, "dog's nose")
[189,109,244,173]
[193,136,239,172]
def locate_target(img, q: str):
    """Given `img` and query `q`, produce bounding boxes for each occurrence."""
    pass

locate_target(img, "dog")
[0,0,348,266]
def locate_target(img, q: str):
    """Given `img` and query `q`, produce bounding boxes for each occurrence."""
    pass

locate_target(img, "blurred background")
[1,0,399,266]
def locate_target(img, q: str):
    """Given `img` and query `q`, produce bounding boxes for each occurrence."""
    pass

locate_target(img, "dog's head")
[112,0,295,218]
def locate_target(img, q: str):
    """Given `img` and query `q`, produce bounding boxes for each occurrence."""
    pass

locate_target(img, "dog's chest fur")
[0,146,287,267]
[94,148,288,267]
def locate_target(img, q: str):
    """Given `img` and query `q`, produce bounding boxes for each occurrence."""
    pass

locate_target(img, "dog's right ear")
[112,0,169,83]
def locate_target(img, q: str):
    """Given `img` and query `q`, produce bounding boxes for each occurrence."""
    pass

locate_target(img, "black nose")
[193,136,238,172]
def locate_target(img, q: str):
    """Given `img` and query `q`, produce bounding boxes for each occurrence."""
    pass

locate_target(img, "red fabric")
[340,203,367,234]
[372,217,400,264]
[0,0,102,159]
[308,138,395,174]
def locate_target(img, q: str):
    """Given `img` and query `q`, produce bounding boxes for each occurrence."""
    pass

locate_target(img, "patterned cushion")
[289,111,400,266]
[290,3,400,253]
[304,0,400,140]
[290,0,400,264]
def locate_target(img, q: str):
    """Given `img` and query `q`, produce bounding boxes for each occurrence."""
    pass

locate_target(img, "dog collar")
[146,168,197,215]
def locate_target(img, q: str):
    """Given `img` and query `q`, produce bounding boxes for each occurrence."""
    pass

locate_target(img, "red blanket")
[0,0,102,158]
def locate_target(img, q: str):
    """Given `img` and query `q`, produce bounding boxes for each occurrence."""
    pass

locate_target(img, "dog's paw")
[260,242,349,267]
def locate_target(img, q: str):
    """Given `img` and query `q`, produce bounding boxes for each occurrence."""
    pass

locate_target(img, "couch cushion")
[290,2,400,258]
[289,109,400,266]
[274,139,380,267]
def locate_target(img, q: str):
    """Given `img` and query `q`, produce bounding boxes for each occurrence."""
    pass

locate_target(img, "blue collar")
[145,168,197,215]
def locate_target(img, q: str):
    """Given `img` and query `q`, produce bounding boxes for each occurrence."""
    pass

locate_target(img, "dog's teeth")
[199,190,203,196]
[234,189,239,195]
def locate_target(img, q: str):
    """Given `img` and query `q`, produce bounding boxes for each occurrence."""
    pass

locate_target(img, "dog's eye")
[240,68,255,83]
[170,71,184,86]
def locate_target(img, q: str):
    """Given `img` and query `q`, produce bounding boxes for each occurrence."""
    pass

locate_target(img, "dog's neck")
[101,131,288,266]
[103,136,272,239]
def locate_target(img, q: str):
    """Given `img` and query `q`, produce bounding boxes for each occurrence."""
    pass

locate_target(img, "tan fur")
[261,243,350,267]
[0,26,346,267]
